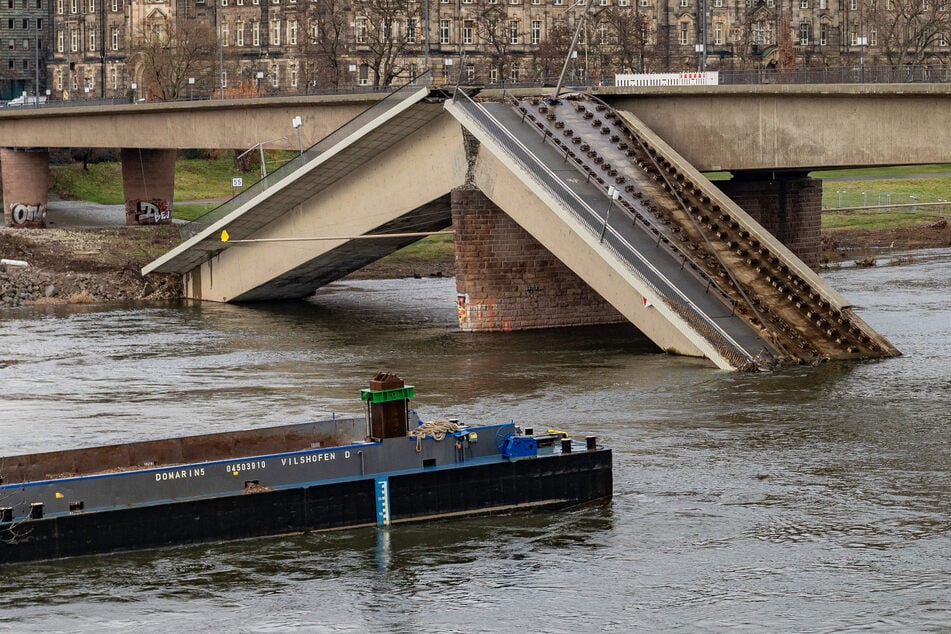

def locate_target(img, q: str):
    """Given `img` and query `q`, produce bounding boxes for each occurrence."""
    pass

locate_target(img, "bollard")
[586,436,597,451]
[561,438,572,454]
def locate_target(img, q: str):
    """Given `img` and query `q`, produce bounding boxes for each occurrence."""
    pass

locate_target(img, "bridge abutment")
[120,148,176,225]
[718,170,822,269]
[451,187,624,332]
[0,148,49,228]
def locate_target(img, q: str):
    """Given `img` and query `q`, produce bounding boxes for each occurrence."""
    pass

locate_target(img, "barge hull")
[0,449,611,563]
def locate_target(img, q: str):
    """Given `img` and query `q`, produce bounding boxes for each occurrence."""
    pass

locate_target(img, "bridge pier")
[718,170,822,269]
[0,148,50,228]
[120,148,176,225]
[451,187,625,332]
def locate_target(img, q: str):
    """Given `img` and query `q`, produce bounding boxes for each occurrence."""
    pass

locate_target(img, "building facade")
[2,0,950,101]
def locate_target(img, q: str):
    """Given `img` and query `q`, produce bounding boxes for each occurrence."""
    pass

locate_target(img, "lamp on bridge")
[292,116,303,156]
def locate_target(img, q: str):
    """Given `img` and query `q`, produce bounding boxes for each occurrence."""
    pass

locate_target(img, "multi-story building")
[0,0,49,100]
[2,0,949,102]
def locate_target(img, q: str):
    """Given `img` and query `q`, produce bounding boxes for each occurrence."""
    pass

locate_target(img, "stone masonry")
[1,149,50,228]
[451,187,624,332]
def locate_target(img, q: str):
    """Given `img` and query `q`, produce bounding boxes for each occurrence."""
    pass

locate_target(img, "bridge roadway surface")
[139,85,899,370]
[470,99,768,364]
[2,84,951,171]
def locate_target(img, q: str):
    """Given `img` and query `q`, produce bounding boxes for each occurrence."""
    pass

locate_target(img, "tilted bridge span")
[143,83,898,371]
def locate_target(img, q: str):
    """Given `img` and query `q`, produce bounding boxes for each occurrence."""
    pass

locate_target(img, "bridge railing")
[449,89,752,367]
[179,74,431,239]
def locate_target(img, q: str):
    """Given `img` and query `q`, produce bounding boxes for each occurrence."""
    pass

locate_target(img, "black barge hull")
[0,448,611,563]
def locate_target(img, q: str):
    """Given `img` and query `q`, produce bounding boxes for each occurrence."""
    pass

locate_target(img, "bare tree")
[865,0,951,67]
[475,2,517,84]
[301,0,352,91]
[132,20,218,101]
[533,21,574,84]
[602,6,656,73]
[355,0,422,89]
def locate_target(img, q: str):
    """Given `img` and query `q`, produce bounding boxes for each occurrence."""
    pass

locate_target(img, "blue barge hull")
[0,375,612,562]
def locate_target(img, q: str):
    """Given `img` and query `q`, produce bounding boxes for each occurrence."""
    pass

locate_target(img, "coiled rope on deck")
[408,420,461,452]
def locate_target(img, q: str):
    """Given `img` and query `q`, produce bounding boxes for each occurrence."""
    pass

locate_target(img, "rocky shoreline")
[0,226,182,308]
[1,219,948,309]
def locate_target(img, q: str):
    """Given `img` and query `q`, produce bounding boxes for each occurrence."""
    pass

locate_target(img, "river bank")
[0,218,948,308]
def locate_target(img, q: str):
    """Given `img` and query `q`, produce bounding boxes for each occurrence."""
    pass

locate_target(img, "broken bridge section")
[445,91,898,370]
[143,81,465,302]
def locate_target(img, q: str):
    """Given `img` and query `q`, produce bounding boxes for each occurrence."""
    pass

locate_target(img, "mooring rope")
[408,420,460,452]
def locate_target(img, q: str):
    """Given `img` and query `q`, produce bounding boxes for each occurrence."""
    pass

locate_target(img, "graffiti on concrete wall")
[125,199,172,225]
[6,203,47,227]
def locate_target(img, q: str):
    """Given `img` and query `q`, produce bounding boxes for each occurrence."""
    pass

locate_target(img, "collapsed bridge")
[144,83,898,371]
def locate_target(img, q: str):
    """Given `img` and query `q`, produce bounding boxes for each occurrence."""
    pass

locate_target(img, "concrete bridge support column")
[120,148,176,225]
[451,187,624,332]
[717,170,822,269]
[0,148,50,228]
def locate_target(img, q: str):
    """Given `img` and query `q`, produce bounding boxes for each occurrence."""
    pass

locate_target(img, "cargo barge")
[0,373,612,562]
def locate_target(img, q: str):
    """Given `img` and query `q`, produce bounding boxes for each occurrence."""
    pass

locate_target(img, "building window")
[820,23,828,45]
[406,20,416,43]
[849,0,856,8]
[111,0,117,10]
[679,22,689,45]
[466,63,474,81]
[800,0,808,6]
[236,21,244,46]
[640,0,648,5]
[56,68,62,89]
[87,0,93,12]
[679,0,687,6]
[489,68,497,83]
[510,61,520,82]
[271,65,279,87]
[70,26,77,51]
[288,19,296,45]
[69,0,76,12]
[463,20,473,44]
[111,26,118,49]
[870,27,877,45]
[290,64,298,87]
[57,28,63,51]
[619,0,628,5]
[271,19,281,46]
[714,21,723,44]
[56,0,62,13]
[799,22,810,44]
[222,24,229,45]
[439,19,450,44]
[598,21,608,44]
[509,19,519,44]
[356,16,367,43]
[713,0,722,6]
[252,21,260,46]
[531,20,541,44]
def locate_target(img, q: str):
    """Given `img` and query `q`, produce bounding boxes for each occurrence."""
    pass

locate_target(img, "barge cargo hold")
[0,373,612,562]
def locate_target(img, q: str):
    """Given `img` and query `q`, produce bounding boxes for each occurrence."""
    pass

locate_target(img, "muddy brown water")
[0,250,949,631]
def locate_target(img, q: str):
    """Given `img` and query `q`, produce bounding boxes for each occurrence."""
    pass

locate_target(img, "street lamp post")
[188,76,195,100]
[292,116,303,155]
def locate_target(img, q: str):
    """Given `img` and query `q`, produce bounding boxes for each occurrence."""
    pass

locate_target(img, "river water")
[0,250,949,632]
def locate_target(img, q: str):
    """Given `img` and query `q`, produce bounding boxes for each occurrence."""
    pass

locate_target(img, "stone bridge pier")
[0,147,177,227]
[1,148,50,228]
[451,187,625,332]
[119,148,176,226]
